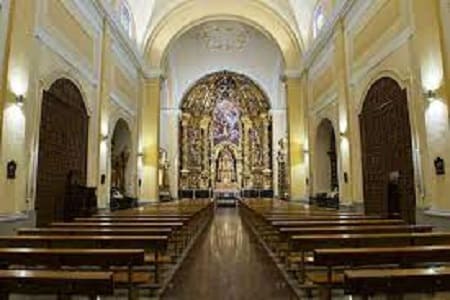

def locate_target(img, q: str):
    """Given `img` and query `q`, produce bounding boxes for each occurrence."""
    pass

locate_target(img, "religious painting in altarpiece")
[179,71,273,192]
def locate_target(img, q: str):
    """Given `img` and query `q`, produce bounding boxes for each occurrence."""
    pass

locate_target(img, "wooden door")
[359,77,415,223]
[35,79,88,226]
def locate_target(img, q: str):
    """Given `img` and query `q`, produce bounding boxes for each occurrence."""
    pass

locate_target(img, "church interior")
[1,0,450,299]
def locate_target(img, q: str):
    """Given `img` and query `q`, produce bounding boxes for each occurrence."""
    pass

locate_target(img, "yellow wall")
[2,0,450,217]
[305,0,450,215]
[0,0,140,216]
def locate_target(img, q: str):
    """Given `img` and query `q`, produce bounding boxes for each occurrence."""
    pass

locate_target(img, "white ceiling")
[125,0,319,51]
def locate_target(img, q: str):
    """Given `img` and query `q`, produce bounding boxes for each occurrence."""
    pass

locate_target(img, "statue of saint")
[217,150,235,185]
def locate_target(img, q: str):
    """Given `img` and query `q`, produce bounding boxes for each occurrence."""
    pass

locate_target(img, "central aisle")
[162,206,296,300]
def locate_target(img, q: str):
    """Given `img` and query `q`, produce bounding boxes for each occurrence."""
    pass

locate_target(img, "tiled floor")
[162,206,297,300]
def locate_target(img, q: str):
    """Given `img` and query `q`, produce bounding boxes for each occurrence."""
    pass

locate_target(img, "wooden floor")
[162,207,297,300]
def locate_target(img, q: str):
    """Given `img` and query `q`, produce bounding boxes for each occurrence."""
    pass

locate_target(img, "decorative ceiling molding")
[144,0,302,70]
[195,22,251,52]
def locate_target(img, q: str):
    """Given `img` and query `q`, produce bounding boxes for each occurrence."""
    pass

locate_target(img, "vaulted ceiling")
[124,0,319,52]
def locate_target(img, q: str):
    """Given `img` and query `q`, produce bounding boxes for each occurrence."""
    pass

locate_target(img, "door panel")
[359,77,415,223]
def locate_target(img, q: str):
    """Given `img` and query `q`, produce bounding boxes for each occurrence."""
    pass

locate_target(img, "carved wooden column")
[261,114,271,169]
[261,113,272,189]
[180,113,191,189]
[200,117,211,189]
[241,117,251,188]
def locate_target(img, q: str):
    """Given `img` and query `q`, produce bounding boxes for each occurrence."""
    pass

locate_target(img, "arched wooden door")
[359,77,415,223]
[36,78,89,226]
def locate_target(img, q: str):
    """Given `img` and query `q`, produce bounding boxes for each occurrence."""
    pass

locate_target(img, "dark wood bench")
[278,224,432,239]
[50,222,187,251]
[74,217,189,222]
[344,267,450,298]
[0,235,168,284]
[312,245,450,292]
[288,232,450,283]
[51,221,184,228]
[271,219,405,228]
[18,227,173,236]
[94,213,193,218]
[0,248,144,299]
[265,215,385,221]
[0,270,114,300]
[272,225,433,257]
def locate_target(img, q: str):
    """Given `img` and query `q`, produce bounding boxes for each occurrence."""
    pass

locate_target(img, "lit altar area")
[178,71,274,202]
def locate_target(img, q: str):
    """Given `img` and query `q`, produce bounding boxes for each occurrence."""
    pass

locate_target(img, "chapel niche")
[179,71,273,194]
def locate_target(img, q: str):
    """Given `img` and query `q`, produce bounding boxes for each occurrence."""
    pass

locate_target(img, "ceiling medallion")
[196,22,251,52]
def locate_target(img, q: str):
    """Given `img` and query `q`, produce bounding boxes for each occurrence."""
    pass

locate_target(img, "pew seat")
[344,267,450,296]
[0,270,114,298]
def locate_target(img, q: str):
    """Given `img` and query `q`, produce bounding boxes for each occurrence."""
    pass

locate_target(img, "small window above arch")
[118,0,133,37]
[312,0,330,39]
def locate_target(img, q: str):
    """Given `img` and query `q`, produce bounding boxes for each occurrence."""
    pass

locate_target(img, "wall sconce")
[137,152,144,158]
[15,95,24,107]
[101,134,109,141]
[339,132,346,138]
[424,90,437,102]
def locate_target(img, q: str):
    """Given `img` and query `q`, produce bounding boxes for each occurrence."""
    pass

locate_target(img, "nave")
[4,197,450,299]
[163,207,295,300]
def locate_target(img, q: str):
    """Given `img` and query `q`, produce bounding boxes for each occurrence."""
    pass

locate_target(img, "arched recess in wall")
[359,77,415,223]
[178,70,273,195]
[35,78,88,226]
[314,118,338,194]
[110,118,132,196]
[143,1,302,71]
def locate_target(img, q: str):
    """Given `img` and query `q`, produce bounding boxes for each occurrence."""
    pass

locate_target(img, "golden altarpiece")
[179,71,273,195]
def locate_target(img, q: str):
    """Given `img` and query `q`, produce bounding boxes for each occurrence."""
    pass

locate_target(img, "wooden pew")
[50,222,186,252]
[315,245,450,267]
[271,219,405,228]
[312,245,450,294]
[0,270,114,300]
[265,215,386,221]
[0,235,168,284]
[95,213,194,218]
[75,217,189,222]
[0,248,144,299]
[18,227,172,236]
[51,221,184,228]
[344,267,450,298]
[288,232,450,283]
[279,224,432,238]
[274,225,433,256]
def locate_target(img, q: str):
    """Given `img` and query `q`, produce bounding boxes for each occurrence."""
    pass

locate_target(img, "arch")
[356,69,410,115]
[39,70,92,116]
[180,70,271,114]
[359,76,416,223]
[143,0,302,70]
[110,118,133,197]
[178,67,274,111]
[35,78,89,225]
[313,118,338,194]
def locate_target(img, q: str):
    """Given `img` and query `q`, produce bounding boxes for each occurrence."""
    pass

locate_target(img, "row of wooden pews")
[240,198,450,299]
[0,198,214,299]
